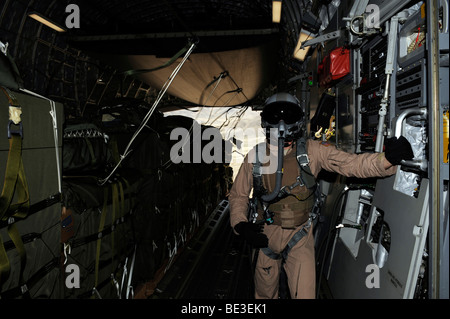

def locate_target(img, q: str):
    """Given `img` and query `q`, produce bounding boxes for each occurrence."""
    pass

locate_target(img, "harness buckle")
[261,204,274,225]
[264,209,274,225]
[7,120,23,139]
[20,284,28,295]
[296,153,310,167]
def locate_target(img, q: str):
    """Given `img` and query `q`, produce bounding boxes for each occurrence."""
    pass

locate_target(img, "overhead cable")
[98,41,197,185]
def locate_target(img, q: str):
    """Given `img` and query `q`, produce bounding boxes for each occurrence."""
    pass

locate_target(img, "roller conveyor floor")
[149,199,254,299]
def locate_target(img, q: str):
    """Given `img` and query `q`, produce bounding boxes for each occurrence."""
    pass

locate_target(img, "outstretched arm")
[307,136,414,179]
[307,140,397,179]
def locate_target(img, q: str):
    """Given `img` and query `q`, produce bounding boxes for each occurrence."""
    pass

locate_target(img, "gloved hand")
[384,136,414,166]
[234,222,268,248]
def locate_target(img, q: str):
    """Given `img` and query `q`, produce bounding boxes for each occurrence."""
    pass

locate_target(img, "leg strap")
[261,219,311,262]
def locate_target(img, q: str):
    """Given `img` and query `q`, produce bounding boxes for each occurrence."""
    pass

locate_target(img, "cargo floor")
[144,199,254,299]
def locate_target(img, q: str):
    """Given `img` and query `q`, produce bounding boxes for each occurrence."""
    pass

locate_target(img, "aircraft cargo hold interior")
[0,0,448,307]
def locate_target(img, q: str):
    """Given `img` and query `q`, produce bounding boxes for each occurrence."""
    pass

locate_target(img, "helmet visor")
[261,102,304,125]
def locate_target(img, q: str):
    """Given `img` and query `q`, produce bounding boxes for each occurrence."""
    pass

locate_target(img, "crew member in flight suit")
[228,92,414,299]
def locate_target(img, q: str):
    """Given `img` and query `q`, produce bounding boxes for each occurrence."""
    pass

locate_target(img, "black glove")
[234,222,268,248]
[384,136,414,165]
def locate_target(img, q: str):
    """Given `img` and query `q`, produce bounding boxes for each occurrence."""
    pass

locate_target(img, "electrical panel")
[396,8,428,115]
[356,34,390,152]
[396,59,427,112]
[320,0,449,299]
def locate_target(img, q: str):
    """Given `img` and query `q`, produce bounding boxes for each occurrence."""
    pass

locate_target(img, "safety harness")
[249,137,319,262]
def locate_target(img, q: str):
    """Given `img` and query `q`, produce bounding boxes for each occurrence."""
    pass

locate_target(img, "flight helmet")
[260,92,305,141]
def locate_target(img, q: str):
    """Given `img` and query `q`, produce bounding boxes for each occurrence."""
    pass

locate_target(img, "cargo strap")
[93,187,109,298]
[260,218,311,261]
[1,193,61,229]
[111,182,124,271]
[0,87,30,296]
[92,181,125,298]
[70,208,133,249]
[0,257,59,299]
[76,246,134,299]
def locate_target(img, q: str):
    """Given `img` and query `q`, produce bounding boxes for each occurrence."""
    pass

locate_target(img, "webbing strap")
[120,177,134,209]
[281,219,310,261]
[253,144,261,176]
[260,246,281,260]
[0,86,19,106]
[6,224,28,294]
[0,137,22,285]
[110,136,121,165]
[93,181,124,298]
[0,236,10,284]
[260,219,311,262]
[252,144,268,203]
[1,88,23,285]
[111,183,119,271]
[0,257,59,299]
[94,186,109,295]
[253,139,316,201]
[296,138,316,189]
[0,136,29,217]
[77,247,133,299]
[1,193,61,229]
[0,135,30,289]
[118,180,125,217]
[84,137,97,166]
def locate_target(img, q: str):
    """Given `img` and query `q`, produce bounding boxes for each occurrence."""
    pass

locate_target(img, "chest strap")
[251,139,316,225]
[253,138,316,195]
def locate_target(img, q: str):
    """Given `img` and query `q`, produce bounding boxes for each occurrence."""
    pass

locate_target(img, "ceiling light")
[28,12,66,32]
[293,31,315,61]
[272,1,282,23]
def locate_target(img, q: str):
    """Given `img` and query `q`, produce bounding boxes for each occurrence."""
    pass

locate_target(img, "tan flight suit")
[229,139,397,299]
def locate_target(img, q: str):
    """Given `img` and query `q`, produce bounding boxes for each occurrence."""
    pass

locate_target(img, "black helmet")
[261,92,304,140]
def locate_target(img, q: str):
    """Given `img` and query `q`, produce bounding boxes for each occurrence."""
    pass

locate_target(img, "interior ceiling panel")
[1,0,312,110]
[121,42,278,107]
[63,0,308,107]
[68,0,278,56]
[73,0,274,35]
